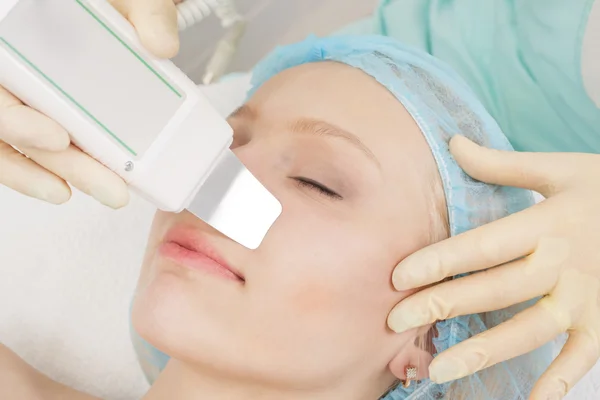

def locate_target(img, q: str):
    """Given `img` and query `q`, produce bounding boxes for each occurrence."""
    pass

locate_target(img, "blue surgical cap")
[131,34,554,399]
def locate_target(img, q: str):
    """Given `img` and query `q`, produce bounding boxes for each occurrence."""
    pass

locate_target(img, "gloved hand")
[387,136,600,400]
[0,0,181,208]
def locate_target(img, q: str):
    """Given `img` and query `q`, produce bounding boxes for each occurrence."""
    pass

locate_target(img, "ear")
[388,325,435,380]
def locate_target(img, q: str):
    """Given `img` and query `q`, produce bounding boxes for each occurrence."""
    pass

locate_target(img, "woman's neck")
[141,360,385,400]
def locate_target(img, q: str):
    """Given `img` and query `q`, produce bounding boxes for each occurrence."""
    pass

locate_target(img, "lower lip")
[158,242,241,282]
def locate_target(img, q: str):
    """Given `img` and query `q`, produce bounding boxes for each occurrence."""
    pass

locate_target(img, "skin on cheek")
[263,240,376,323]
[282,260,397,332]
[287,280,340,316]
[270,239,381,320]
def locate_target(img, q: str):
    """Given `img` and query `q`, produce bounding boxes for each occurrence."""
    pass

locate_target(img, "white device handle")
[0,0,233,213]
[0,0,281,249]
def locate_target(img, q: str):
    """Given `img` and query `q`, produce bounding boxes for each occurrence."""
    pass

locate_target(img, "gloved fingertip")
[449,134,474,146]
[145,32,180,59]
[530,380,568,400]
[111,189,130,209]
[387,309,410,334]
[391,267,407,291]
[388,302,428,334]
[89,182,130,209]
[429,357,466,384]
[137,15,180,58]
[392,262,423,291]
[37,185,71,205]
[448,135,482,159]
[449,134,470,147]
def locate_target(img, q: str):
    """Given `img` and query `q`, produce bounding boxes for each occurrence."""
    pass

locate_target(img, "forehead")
[246,62,436,183]
[248,62,408,139]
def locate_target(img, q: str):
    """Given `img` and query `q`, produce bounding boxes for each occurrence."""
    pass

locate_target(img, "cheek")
[254,201,397,325]
[284,277,340,316]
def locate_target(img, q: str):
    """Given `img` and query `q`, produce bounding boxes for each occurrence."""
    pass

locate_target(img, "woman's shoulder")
[0,343,101,400]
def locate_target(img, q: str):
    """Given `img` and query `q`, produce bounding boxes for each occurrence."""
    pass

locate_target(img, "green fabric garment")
[335,0,600,153]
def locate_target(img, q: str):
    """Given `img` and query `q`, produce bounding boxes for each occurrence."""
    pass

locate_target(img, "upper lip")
[162,225,245,281]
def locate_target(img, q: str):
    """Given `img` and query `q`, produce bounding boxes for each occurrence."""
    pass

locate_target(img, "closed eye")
[292,177,343,200]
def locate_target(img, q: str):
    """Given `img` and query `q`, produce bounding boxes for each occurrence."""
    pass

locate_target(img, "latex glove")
[0,0,181,207]
[387,136,600,400]
[108,0,181,59]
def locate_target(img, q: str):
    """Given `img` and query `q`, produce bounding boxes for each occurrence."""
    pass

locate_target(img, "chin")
[132,260,248,373]
[132,270,192,357]
[132,272,289,386]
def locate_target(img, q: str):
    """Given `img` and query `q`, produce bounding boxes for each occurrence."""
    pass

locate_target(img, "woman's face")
[133,62,444,395]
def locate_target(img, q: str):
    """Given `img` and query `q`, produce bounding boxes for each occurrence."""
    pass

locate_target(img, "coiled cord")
[175,0,246,83]
[176,0,243,31]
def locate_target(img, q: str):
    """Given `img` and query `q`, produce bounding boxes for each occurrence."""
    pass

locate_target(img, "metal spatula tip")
[187,150,282,249]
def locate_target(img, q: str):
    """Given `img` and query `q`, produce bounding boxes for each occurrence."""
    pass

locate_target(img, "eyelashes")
[293,177,343,200]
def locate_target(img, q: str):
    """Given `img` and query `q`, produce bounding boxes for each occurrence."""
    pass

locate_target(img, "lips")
[158,225,244,282]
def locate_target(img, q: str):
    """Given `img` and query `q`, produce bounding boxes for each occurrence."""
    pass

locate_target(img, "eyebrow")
[230,105,380,167]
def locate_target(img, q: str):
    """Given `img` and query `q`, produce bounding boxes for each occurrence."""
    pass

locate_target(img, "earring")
[402,365,418,388]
